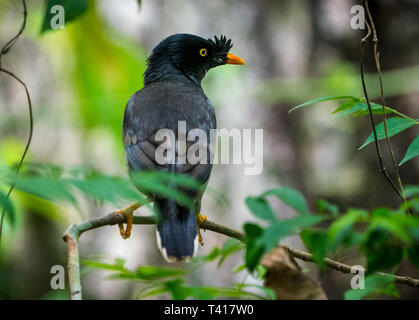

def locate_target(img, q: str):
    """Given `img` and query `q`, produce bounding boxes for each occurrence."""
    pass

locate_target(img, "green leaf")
[399,135,419,166]
[0,191,16,226]
[331,98,359,114]
[82,259,186,281]
[412,198,419,214]
[244,222,265,239]
[263,187,308,214]
[407,243,419,268]
[41,0,89,33]
[384,210,419,229]
[255,265,267,279]
[359,117,417,150]
[370,216,411,243]
[15,177,77,205]
[328,209,367,249]
[404,185,419,198]
[363,228,404,273]
[262,215,323,248]
[130,171,196,210]
[300,229,328,268]
[244,215,323,272]
[407,244,419,268]
[218,239,244,267]
[134,266,187,280]
[151,171,204,191]
[163,279,264,300]
[71,176,142,205]
[289,95,356,113]
[344,274,396,300]
[244,223,266,272]
[237,284,276,300]
[316,198,339,215]
[81,259,127,272]
[231,264,246,273]
[245,196,276,222]
[165,279,195,300]
[136,286,167,300]
[192,247,221,263]
[332,101,391,120]
[378,282,400,299]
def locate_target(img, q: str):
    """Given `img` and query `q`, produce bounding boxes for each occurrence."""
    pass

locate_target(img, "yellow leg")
[197,213,207,246]
[117,202,141,239]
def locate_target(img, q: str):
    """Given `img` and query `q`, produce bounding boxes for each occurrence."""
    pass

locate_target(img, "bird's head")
[144,33,245,86]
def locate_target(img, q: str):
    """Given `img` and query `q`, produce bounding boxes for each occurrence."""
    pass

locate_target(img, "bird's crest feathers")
[208,35,233,53]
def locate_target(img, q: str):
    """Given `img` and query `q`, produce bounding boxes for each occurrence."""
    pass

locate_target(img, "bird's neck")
[144,61,202,87]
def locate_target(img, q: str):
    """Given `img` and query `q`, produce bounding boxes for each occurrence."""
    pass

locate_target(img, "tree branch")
[62,208,419,299]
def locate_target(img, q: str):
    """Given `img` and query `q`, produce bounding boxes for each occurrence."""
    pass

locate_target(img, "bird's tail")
[155,198,198,262]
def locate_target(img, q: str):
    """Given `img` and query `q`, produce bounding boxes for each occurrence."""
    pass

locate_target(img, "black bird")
[119,34,245,262]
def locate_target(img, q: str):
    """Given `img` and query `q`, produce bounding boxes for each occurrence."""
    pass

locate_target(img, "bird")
[119,33,245,262]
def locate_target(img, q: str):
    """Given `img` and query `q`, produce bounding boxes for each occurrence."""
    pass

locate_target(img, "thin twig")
[288,247,419,288]
[62,209,419,299]
[0,0,33,244]
[363,0,409,207]
[0,0,27,69]
[359,3,405,202]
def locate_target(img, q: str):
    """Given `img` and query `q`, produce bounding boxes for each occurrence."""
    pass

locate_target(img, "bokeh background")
[0,0,418,299]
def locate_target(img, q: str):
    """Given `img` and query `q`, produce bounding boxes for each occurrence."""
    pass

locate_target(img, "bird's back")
[123,80,216,142]
[122,79,216,261]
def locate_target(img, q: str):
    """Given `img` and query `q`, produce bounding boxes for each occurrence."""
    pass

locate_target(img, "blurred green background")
[0,0,418,299]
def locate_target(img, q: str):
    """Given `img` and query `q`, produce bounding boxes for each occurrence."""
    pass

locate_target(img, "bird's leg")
[197,213,207,246]
[116,201,146,239]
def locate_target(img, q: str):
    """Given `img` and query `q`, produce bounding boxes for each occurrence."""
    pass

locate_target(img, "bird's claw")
[197,213,207,246]
[117,203,140,239]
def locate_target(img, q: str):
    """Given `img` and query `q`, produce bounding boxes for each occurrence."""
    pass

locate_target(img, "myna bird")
[120,34,245,262]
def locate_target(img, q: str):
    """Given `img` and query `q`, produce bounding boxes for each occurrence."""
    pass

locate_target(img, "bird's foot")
[197,213,207,246]
[117,202,141,239]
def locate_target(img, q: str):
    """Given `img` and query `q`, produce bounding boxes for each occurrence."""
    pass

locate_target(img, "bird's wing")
[122,81,216,186]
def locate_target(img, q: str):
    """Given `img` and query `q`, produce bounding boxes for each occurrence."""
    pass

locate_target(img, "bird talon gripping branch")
[197,213,207,245]
[117,203,140,239]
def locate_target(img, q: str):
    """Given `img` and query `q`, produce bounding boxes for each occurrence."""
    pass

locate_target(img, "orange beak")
[226,53,245,65]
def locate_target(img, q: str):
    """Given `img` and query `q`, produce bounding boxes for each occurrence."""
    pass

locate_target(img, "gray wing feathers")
[122,80,216,184]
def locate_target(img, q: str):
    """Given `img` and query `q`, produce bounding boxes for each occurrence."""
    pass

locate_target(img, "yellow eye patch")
[199,48,207,57]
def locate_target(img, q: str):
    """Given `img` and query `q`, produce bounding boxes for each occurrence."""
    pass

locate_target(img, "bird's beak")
[226,53,245,65]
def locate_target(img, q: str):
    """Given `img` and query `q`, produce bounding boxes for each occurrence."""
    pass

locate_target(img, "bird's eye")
[199,48,207,57]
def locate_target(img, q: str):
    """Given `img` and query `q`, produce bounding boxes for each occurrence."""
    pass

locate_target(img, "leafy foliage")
[81,244,271,300]
[399,135,419,166]
[344,274,398,300]
[244,186,323,271]
[359,117,417,150]
[300,229,328,268]
[289,95,419,166]
[0,191,15,226]
[263,187,309,214]
[1,164,209,212]
[242,179,419,298]
[2,160,419,300]
[316,198,339,216]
